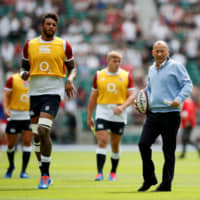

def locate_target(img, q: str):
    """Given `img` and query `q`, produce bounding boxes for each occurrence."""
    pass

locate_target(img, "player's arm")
[65,60,77,98]
[87,90,98,129]
[64,41,77,98]
[20,40,30,80]
[2,77,13,118]
[2,90,11,118]
[114,90,135,115]
[65,59,77,83]
[87,72,98,129]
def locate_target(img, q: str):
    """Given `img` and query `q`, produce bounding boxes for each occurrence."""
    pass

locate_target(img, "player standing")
[87,51,135,181]
[3,73,32,178]
[21,13,77,189]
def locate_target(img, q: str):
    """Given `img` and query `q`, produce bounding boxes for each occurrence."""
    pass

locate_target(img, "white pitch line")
[0,184,199,189]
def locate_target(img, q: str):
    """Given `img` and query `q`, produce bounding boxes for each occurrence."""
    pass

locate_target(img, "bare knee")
[34,133,40,143]
[38,126,49,138]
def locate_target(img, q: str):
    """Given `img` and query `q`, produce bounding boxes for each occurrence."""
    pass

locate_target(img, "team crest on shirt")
[119,77,123,82]
[23,80,29,88]
[39,45,51,54]
[45,105,50,111]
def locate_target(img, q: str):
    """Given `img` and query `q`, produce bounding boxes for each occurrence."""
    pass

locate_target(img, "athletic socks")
[41,155,51,176]
[110,151,120,173]
[38,161,42,175]
[7,147,16,168]
[22,146,32,173]
[96,147,107,173]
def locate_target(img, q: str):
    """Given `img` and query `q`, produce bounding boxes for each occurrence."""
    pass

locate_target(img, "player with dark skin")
[21,13,77,189]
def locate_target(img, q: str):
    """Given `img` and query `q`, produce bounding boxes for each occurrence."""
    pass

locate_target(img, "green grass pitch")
[0,149,200,200]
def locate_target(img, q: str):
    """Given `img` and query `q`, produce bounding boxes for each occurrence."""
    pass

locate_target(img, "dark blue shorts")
[95,118,125,135]
[30,95,61,118]
[6,120,31,134]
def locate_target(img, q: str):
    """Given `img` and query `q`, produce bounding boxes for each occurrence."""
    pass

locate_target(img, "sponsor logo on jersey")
[20,94,29,103]
[39,45,51,54]
[107,83,117,94]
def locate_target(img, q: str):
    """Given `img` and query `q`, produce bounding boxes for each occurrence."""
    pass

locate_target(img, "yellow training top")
[97,69,128,104]
[8,73,29,111]
[28,37,66,78]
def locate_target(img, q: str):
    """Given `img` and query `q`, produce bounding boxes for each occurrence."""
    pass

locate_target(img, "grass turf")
[0,149,200,200]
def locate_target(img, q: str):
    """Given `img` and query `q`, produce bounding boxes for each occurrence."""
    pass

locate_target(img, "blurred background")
[0,0,200,145]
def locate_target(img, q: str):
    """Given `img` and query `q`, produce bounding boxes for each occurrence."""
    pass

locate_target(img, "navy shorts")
[6,120,31,134]
[30,95,61,118]
[95,118,125,135]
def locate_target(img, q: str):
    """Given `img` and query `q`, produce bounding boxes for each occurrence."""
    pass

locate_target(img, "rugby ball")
[136,89,148,114]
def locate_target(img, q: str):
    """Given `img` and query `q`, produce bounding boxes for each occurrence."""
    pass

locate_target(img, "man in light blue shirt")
[137,40,193,192]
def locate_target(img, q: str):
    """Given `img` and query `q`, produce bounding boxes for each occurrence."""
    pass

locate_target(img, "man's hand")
[113,105,123,115]
[170,99,181,108]
[87,117,95,130]
[20,71,29,80]
[65,80,76,98]
[4,108,10,118]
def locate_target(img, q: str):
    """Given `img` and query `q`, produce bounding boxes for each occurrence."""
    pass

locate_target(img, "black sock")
[42,162,50,176]
[22,151,31,173]
[96,154,106,173]
[7,151,15,168]
[39,165,42,175]
[111,158,119,173]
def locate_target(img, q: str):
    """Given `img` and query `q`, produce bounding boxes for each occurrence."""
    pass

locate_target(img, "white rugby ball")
[136,89,148,114]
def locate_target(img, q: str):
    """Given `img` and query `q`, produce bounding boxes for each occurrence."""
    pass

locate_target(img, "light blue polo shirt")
[146,58,193,113]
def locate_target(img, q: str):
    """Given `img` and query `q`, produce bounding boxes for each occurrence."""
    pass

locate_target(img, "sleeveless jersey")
[8,74,29,111]
[97,69,128,104]
[28,37,66,78]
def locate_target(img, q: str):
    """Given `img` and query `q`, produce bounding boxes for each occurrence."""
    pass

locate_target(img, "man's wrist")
[66,79,72,84]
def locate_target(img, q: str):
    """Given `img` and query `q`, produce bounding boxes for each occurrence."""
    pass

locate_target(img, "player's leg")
[38,113,53,177]
[0,122,7,147]
[95,130,109,180]
[187,127,200,157]
[31,117,42,174]
[180,127,189,158]
[20,122,32,178]
[95,119,109,180]
[34,95,60,189]
[109,132,122,181]
[5,131,18,178]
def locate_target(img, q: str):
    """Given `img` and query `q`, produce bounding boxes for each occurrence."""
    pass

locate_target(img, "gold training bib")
[28,37,66,78]
[97,69,128,104]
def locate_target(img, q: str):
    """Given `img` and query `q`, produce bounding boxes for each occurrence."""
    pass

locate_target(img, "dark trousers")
[138,111,180,186]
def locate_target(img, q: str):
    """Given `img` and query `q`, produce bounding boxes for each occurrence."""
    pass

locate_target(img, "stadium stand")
[0,0,200,144]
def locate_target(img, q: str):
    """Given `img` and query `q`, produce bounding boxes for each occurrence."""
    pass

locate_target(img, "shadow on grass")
[0,188,38,191]
[106,191,154,194]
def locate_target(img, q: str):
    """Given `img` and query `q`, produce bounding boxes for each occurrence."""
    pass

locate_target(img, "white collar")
[105,68,121,75]
[39,35,56,43]
[154,59,168,68]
